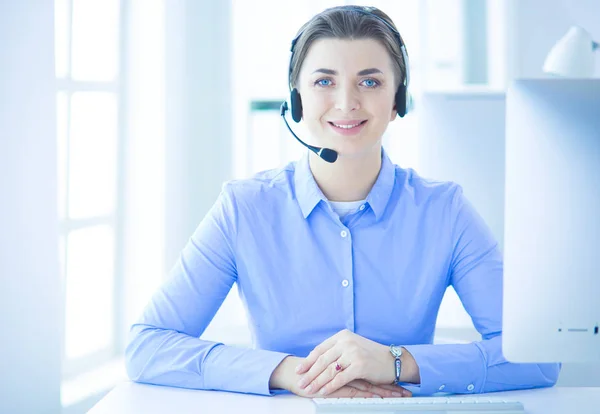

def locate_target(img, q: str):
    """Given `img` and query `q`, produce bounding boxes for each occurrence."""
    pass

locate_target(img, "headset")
[279,6,411,163]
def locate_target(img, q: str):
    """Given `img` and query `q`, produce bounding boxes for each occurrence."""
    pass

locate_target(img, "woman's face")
[297,38,398,159]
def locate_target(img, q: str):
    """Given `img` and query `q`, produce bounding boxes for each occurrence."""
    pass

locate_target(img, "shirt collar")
[366,148,396,221]
[294,151,326,219]
[294,148,396,221]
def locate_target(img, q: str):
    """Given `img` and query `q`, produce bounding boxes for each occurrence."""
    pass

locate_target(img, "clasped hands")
[271,329,414,398]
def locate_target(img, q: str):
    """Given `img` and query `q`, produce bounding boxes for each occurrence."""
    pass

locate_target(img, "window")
[56,0,167,408]
[54,0,123,379]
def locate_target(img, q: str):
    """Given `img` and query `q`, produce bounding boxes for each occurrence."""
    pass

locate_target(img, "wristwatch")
[389,344,403,385]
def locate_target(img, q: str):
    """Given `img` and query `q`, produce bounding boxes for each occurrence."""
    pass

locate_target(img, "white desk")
[90,382,600,413]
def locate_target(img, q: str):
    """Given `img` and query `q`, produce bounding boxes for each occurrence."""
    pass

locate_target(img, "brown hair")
[289,5,406,91]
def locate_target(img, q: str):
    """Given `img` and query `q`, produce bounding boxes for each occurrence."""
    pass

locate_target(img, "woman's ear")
[390,105,397,122]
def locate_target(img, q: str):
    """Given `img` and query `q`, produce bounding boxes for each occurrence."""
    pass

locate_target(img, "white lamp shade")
[543,26,596,78]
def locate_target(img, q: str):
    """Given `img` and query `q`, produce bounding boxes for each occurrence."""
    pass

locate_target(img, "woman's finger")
[349,379,411,398]
[296,338,337,374]
[372,382,412,397]
[298,346,342,390]
[315,361,355,395]
[326,385,380,399]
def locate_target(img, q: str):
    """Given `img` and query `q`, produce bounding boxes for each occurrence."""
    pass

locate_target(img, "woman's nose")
[334,85,361,113]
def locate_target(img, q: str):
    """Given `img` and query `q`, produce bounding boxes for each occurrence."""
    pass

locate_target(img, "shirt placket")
[338,225,355,332]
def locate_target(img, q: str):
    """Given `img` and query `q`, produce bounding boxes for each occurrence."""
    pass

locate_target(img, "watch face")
[390,345,403,358]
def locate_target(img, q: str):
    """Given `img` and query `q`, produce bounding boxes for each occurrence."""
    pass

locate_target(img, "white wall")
[508,0,600,386]
[163,0,233,268]
[0,2,62,413]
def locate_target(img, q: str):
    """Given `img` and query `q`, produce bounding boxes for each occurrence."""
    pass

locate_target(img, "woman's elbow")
[124,324,159,382]
[537,363,561,388]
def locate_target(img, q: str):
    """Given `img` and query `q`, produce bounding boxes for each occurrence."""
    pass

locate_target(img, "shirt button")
[341,279,349,287]
[359,205,365,211]
[340,230,348,238]
[438,385,445,391]
[467,384,475,391]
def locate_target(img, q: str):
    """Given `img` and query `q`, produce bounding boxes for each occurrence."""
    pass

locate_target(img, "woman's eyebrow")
[311,68,383,76]
[357,68,383,76]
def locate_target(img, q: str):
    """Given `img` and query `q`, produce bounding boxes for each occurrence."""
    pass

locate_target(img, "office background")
[1,0,599,413]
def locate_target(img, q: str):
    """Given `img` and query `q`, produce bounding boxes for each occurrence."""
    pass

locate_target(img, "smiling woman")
[299,38,397,159]
[125,4,560,401]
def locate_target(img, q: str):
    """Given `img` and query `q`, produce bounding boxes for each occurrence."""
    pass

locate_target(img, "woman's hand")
[270,356,410,398]
[295,330,416,397]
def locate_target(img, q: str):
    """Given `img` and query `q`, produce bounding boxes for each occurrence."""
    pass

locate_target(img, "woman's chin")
[331,144,381,160]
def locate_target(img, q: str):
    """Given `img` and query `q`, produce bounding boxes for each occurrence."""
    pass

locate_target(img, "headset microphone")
[280,101,338,163]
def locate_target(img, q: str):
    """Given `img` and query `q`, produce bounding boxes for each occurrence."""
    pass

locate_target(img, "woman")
[125,5,560,398]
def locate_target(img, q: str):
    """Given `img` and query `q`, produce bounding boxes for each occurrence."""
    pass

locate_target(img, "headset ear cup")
[395,84,407,118]
[290,88,303,123]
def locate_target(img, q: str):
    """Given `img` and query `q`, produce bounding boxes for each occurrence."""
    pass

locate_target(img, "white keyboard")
[312,397,525,413]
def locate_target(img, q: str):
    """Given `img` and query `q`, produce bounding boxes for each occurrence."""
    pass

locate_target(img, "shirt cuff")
[202,344,291,396]
[402,343,487,395]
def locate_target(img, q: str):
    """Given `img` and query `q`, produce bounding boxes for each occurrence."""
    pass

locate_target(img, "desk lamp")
[543,26,599,77]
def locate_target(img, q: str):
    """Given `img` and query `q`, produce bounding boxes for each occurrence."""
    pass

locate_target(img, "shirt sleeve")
[124,183,290,396]
[402,184,561,396]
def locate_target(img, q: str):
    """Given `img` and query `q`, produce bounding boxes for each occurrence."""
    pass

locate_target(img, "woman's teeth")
[332,122,363,129]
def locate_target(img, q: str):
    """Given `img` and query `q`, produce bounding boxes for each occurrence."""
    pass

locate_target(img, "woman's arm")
[403,185,560,395]
[124,184,290,396]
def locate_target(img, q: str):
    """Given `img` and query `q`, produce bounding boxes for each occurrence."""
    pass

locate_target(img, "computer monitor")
[418,91,506,248]
[502,79,600,363]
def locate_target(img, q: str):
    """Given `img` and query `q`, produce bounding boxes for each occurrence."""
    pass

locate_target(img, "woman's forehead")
[301,38,393,74]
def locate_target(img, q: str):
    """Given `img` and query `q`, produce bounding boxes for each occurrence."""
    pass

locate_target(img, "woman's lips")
[328,120,368,136]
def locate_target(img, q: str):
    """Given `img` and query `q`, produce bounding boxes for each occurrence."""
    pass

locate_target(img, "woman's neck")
[308,146,382,202]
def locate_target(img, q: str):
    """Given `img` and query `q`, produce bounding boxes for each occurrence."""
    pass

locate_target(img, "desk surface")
[90,382,600,414]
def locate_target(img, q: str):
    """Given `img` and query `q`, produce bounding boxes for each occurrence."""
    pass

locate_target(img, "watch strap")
[390,344,402,384]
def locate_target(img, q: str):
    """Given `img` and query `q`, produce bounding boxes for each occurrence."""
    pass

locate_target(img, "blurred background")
[1,0,599,413]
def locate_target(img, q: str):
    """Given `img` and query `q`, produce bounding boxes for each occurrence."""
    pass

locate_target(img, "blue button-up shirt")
[125,149,560,396]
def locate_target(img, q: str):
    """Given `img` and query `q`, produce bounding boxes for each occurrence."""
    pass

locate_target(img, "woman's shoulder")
[220,160,297,203]
[393,164,462,204]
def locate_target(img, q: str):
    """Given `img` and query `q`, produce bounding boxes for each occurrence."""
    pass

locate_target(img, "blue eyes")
[314,78,381,88]
[363,79,377,88]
